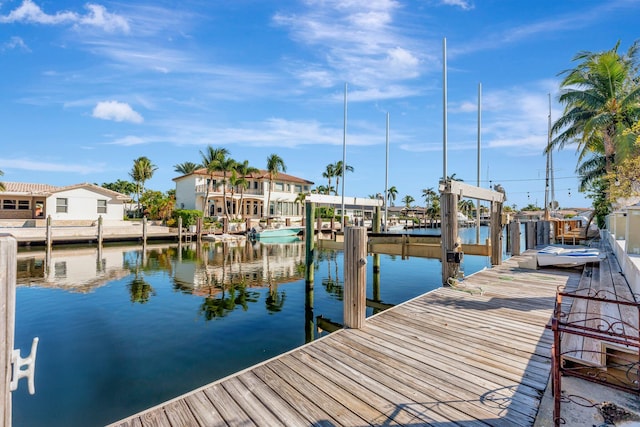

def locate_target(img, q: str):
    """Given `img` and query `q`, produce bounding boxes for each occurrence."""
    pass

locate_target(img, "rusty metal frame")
[549,287,639,426]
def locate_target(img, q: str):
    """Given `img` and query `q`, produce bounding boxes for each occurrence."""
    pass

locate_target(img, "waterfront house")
[0,182,129,225]
[174,168,313,220]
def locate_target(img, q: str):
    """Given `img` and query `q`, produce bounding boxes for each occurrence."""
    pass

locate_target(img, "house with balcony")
[174,168,314,220]
[0,182,129,225]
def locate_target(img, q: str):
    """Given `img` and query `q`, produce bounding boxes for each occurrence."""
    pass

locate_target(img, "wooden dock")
[109,253,581,427]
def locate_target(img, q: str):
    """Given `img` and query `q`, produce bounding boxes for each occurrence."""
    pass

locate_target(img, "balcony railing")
[195,184,264,196]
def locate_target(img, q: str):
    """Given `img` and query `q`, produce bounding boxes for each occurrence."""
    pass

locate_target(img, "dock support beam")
[490,201,503,266]
[142,217,148,246]
[440,188,459,285]
[1,235,17,427]
[344,226,367,329]
[509,220,521,256]
[45,215,52,252]
[97,215,103,247]
[305,202,315,284]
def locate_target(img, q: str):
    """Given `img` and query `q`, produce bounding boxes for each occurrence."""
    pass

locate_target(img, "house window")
[294,185,302,192]
[2,200,16,210]
[56,198,68,213]
[274,182,284,191]
[18,200,30,210]
[253,181,258,189]
[97,199,107,214]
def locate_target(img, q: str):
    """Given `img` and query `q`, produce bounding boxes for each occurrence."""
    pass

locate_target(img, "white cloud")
[107,135,147,146]
[273,0,425,93]
[440,0,474,11]
[1,36,30,52]
[92,101,143,123]
[0,0,129,33]
[0,158,103,174]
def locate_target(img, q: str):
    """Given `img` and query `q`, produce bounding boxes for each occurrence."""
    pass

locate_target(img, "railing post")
[1,234,17,427]
[490,201,502,266]
[344,226,367,329]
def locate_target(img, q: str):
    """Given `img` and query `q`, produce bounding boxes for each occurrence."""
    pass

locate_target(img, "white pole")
[442,37,448,183]
[476,82,481,243]
[384,112,390,232]
[549,94,555,214]
[341,82,347,227]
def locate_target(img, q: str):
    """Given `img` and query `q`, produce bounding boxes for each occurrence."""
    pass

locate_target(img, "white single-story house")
[174,169,314,219]
[0,182,129,224]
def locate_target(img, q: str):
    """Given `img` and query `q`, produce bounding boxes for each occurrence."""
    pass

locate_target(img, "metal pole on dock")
[384,112,389,232]
[1,234,17,427]
[305,201,315,284]
[344,226,367,329]
[142,217,148,246]
[442,37,448,182]
[341,82,348,228]
[476,82,482,244]
[45,215,52,252]
[97,215,103,247]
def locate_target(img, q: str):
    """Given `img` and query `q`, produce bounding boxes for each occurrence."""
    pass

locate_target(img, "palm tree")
[549,40,640,175]
[218,156,238,220]
[0,169,5,191]
[322,163,336,193]
[333,161,354,196]
[173,161,199,175]
[265,154,286,218]
[422,187,436,225]
[387,186,398,207]
[199,146,229,217]
[402,195,414,209]
[235,160,259,218]
[129,156,157,216]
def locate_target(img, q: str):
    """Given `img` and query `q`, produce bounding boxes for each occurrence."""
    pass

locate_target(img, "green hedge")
[172,209,203,227]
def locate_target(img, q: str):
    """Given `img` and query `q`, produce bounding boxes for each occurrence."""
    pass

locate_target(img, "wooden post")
[45,215,52,252]
[373,205,381,233]
[490,201,502,265]
[142,217,148,246]
[440,187,459,286]
[509,220,521,256]
[196,217,202,243]
[1,234,17,427]
[537,220,550,246]
[178,217,183,243]
[97,215,103,247]
[305,202,315,284]
[344,226,367,329]
[526,221,537,249]
[222,217,228,234]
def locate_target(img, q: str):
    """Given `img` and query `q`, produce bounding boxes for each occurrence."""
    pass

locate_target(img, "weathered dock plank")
[108,254,580,427]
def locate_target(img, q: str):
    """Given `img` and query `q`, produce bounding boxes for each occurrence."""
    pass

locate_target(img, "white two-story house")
[174,168,313,220]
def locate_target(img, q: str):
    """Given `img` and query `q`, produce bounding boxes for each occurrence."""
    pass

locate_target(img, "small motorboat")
[536,246,604,267]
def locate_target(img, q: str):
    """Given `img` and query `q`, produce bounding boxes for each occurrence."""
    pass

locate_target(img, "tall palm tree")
[218,156,238,220]
[173,161,199,175]
[199,146,229,217]
[322,163,336,192]
[333,161,354,196]
[235,160,259,218]
[422,187,436,224]
[549,40,640,175]
[129,156,157,216]
[265,154,286,218]
[387,186,398,207]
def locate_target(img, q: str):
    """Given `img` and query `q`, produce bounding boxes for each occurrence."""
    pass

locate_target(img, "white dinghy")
[536,246,605,267]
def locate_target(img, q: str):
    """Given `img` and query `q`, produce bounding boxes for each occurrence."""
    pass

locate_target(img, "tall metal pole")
[384,112,389,232]
[341,82,347,227]
[476,82,482,243]
[442,38,448,183]
[549,94,555,215]
[544,93,551,220]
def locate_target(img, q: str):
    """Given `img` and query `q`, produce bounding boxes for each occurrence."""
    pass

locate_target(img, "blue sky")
[1,0,638,210]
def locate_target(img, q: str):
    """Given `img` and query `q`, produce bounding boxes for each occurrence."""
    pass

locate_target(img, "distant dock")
[109,252,580,426]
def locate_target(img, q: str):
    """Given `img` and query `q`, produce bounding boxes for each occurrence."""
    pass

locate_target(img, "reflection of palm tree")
[128,275,155,303]
[266,281,286,313]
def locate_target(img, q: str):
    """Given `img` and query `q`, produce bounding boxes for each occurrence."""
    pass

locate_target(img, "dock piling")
[1,235,17,427]
[344,226,367,329]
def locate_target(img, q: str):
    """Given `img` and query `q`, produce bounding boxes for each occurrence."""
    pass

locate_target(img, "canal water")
[12,227,499,426]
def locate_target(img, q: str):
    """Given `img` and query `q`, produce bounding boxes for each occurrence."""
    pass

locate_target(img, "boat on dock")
[536,245,604,267]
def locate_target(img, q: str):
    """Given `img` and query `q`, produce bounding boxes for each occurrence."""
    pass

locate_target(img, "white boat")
[536,246,604,267]
[386,224,405,232]
[249,226,303,239]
